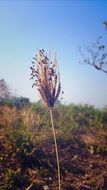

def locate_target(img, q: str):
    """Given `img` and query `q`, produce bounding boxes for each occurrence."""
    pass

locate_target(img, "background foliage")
[0,95,107,189]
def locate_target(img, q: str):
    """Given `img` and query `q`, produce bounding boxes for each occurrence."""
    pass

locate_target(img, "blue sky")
[0,0,107,107]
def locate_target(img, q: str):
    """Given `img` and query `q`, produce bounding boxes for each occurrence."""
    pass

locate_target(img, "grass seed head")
[30,50,62,107]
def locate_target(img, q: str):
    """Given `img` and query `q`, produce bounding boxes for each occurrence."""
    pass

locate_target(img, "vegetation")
[1,42,107,189]
[80,22,107,74]
[0,99,107,190]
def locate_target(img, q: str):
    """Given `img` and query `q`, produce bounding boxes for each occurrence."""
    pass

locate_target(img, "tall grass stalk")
[49,108,61,190]
[30,49,62,190]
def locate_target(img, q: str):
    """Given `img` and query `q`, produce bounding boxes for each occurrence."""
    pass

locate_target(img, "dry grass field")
[0,102,107,190]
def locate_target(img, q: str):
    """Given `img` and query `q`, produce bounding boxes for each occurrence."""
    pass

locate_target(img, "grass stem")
[49,108,61,190]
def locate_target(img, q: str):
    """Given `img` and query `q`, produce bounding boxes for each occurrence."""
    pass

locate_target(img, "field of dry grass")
[0,103,107,190]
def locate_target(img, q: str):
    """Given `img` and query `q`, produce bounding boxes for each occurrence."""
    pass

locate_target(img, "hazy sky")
[0,0,107,107]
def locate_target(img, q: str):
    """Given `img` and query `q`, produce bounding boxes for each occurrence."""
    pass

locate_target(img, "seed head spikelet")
[30,49,61,107]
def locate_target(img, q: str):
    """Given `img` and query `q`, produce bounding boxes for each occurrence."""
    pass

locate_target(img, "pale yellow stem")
[49,108,61,190]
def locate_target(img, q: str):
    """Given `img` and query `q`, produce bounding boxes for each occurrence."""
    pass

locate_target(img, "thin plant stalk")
[49,108,61,190]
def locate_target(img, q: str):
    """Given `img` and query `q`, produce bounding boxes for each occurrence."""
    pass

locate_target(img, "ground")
[0,126,107,190]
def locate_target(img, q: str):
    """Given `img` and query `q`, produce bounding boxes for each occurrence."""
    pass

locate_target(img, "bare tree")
[80,22,107,74]
[0,79,11,100]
